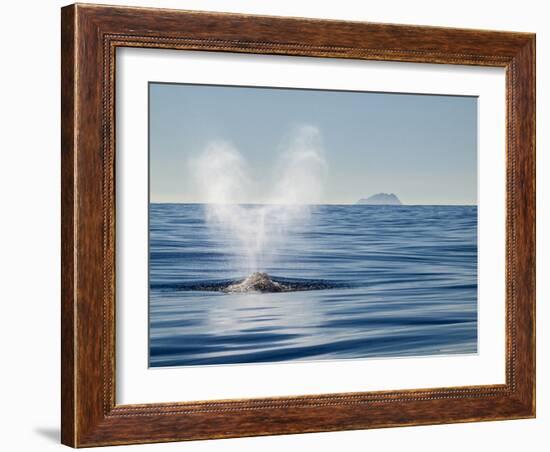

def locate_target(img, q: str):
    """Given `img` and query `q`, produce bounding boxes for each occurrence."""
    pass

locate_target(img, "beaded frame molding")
[61,3,535,447]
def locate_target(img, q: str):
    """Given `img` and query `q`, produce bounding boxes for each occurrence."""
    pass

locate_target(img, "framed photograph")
[61,3,535,447]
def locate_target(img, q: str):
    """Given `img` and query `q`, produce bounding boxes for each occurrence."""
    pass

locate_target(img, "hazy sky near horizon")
[149,82,477,205]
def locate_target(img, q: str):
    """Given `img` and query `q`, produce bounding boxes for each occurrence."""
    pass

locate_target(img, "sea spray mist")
[190,125,326,276]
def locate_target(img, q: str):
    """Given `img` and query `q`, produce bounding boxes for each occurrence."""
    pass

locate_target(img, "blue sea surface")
[149,204,477,367]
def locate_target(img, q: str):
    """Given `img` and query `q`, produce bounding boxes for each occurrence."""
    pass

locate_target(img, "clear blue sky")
[149,82,477,205]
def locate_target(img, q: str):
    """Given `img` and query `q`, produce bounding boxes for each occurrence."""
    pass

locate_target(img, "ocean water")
[149,204,477,367]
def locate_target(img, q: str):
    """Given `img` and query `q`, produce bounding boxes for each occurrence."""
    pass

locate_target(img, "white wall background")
[0,1,545,450]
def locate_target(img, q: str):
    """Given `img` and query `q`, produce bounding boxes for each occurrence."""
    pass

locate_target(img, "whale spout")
[224,272,288,293]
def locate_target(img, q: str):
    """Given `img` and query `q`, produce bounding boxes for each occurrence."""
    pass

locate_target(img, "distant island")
[356,193,402,205]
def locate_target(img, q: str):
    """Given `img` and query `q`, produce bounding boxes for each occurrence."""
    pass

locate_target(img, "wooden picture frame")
[61,3,535,447]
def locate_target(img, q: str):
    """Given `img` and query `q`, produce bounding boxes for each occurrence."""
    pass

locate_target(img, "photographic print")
[148,83,478,368]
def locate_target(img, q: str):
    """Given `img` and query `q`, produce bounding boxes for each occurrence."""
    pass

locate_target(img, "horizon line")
[149,201,478,207]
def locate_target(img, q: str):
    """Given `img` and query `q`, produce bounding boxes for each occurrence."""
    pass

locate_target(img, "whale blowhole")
[224,272,289,293]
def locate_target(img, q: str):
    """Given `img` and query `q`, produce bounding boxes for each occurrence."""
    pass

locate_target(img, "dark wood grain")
[61,3,536,447]
[60,5,76,446]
